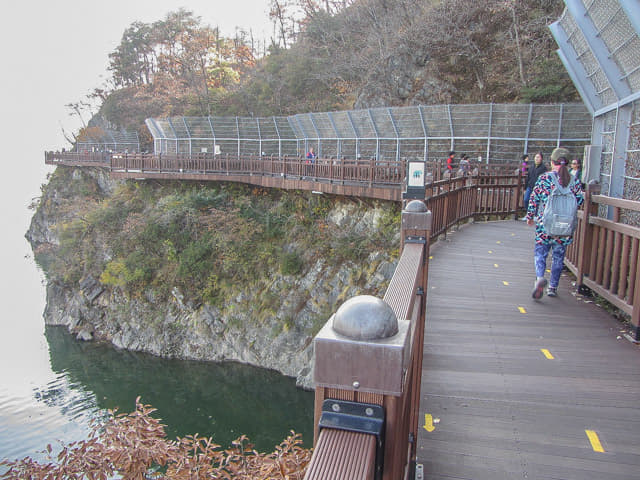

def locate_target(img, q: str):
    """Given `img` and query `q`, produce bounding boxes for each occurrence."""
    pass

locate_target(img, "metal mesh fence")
[585,0,640,94]
[147,103,591,164]
[551,0,640,212]
[76,128,140,153]
[555,1,640,107]
[559,10,619,108]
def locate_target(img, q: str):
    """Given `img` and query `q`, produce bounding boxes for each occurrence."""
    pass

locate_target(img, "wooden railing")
[44,148,640,477]
[45,150,111,165]
[307,201,431,480]
[566,183,640,341]
[45,151,522,201]
[304,174,527,479]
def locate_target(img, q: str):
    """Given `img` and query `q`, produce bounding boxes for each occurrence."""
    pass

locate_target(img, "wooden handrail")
[43,148,640,477]
[309,202,431,480]
[304,429,376,480]
[565,183,640,341]
[45,151,526,206]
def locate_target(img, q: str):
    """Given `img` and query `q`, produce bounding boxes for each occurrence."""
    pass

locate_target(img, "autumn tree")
[78,1,576,144]
[101,9,258,128]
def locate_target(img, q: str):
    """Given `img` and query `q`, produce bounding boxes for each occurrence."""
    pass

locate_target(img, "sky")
[0,0,275,226]
[0,0,275,345]
[0,3,277,458]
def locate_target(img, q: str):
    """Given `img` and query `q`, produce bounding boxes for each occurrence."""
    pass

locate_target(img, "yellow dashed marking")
[503,281,509,286]
[423,414,435,432]
[518,306,526,314]
[541,349,554,359]
[585,430,605,452]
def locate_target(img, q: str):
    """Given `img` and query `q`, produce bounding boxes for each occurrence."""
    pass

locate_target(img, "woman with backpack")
[525,147,584,299]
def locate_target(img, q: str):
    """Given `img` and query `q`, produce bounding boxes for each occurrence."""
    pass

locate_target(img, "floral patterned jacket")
[525,171,584,246]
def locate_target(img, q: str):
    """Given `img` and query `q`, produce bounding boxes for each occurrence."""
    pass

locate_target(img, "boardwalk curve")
[419,220,640,479]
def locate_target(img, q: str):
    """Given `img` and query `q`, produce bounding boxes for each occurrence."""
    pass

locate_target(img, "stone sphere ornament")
[332,295,398,340]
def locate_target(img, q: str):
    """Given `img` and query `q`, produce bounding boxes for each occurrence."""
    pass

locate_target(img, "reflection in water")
[42,326,314,452]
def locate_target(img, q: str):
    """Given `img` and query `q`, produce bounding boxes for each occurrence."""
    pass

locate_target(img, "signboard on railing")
[404,161,426,200]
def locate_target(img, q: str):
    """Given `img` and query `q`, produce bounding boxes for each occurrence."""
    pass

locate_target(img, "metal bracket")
[405,236,426,244]
[319,399,385,480]
[403,190,425,200]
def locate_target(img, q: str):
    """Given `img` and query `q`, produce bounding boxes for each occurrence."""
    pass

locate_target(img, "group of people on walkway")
[445,151,477,177]
[523,147,584,299]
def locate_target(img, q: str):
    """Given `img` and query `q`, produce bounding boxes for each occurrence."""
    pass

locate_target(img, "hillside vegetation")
[27,166,400,387]
[33,168,399,311]
[74,0,576,149]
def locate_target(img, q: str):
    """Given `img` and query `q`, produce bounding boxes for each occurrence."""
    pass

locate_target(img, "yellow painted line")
[496,241,501,244]
[494,263,499,268]
[503,281,509,286]
[518,306,526,314]
[423,414,435,432]
[488,250,493,254]
[541,349,554,359]
[585,430,605,452]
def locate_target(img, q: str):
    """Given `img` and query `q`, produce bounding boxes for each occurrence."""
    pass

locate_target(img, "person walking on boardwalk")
[520,154,529,176]
[523,151,547,209]
[446,151,455,172]
[526,147,584,299]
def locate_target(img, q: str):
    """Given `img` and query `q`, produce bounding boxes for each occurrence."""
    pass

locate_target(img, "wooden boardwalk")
[418,220,640,480]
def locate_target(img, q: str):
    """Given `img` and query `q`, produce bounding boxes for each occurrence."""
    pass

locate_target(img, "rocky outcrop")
[28,167,399,389]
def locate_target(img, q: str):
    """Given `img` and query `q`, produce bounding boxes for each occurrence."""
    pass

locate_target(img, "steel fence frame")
[551,0,640,219]
[146,103,591,165]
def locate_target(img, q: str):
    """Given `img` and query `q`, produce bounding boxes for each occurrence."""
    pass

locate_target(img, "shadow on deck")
[419,220,640,480]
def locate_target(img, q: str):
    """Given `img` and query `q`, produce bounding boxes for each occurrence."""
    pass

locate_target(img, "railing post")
[576,182,600,293]
[310,296,409,480]
[441,176,450,239]
[400,200,431,476]
[514,169,523,219]
[632,267,640,342]
[369,157,374,188]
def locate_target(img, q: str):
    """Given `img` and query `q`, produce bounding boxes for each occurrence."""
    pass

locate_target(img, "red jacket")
[446,155,454,170]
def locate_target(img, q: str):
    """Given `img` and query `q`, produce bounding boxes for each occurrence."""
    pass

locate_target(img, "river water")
[0,185,314,464]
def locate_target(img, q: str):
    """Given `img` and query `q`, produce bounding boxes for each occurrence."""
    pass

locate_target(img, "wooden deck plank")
[418,220,640,480]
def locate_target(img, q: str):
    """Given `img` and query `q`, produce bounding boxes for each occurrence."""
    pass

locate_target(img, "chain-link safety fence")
[145,103,591,165]
[551,0,640,223]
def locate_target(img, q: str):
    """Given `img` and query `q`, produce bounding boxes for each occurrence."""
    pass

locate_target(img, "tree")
[109,21,156,86]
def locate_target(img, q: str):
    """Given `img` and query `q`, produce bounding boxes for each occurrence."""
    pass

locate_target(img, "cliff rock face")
[27,167,399,388]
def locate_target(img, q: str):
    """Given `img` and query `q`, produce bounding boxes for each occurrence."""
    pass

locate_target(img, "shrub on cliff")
[0,399,311,479]
[32,167,400,322]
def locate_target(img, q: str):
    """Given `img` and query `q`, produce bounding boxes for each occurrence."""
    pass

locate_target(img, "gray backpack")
[542,173,578,236]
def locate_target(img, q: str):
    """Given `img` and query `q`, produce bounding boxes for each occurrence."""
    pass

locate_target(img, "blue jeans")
[534,243,566,288]
[523,187,532,208]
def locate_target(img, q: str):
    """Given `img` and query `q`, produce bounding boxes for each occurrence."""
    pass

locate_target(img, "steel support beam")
[550,21,601,115]
[620,0,640,38]
[564,0,631,101]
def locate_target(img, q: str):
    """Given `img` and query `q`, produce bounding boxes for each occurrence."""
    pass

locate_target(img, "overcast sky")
[0,0,275,212]
[0,1,275,325]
